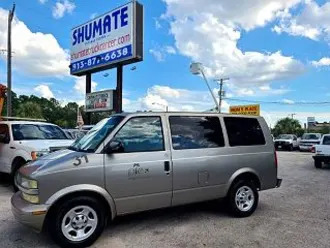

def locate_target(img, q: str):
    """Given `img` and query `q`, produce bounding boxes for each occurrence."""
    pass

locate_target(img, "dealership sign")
[70,1,143,75]
[85,90,114,112]
[229,104,260,116]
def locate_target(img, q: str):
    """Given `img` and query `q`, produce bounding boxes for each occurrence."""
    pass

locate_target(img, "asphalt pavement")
[0,151,329,248]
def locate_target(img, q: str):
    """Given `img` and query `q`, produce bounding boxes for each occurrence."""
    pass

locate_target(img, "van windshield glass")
[12,124,69,140]
[278,134,293,139]
[302,134,321,140]
[69,116,124,153]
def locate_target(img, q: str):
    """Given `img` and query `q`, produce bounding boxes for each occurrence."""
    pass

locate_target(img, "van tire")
[314,161,322,169]
[50,196,107,248]
[227,180,259,218]
[11,158,26,191]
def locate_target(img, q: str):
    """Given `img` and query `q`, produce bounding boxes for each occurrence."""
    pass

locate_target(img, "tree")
[272,118,304,137]
[16,101,44,119]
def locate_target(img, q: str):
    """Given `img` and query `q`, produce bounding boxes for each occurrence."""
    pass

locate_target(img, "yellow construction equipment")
[0,84,7,117]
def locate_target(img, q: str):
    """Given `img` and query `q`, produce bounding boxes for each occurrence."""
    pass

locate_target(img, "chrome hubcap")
[61,206,98,242]
[235,186,255,212]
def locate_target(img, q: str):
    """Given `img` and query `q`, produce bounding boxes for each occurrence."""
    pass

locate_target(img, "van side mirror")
[104,140,124,154]
[0,134,9,144]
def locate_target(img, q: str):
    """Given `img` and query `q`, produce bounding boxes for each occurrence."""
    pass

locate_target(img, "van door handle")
[164,161,170,175]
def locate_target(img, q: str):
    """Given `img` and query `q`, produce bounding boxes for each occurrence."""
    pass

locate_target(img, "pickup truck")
[299,133,322,152]
[313,134,330,168]
[274,134,299,151]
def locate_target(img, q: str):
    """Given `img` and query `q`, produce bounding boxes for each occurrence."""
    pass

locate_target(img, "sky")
[0,0,330,126]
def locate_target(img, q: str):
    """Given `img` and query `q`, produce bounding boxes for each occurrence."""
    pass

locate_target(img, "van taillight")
[274,151,278,168]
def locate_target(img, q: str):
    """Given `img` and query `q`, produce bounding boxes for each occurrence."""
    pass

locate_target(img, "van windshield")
[278,134,293,139]
[69,116,124,153]
[302,133,321,140]
[12,124,69,140]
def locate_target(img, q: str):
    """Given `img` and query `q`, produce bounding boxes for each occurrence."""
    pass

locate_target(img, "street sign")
[70,1,143,76]
[85,90,114,112]
[229,104,260,116]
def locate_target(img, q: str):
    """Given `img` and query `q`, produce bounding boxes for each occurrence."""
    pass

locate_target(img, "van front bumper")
[11,192,49,232]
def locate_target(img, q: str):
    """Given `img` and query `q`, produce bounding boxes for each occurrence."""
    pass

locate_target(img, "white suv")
[0,120,74,181]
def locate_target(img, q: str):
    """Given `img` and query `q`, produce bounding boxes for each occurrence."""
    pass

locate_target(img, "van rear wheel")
[50,196,107,248]
[227,180,259,218]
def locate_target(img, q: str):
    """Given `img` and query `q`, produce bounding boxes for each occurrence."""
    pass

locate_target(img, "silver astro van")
[11,112,282,248]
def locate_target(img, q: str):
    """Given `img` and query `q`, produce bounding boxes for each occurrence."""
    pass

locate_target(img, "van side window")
[224,117,265,146]
[113,117,164,153]
[169,116,225,150]
[323,136,330,145]
[0,124,10,142]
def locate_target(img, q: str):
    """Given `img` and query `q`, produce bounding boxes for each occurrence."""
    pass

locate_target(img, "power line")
[225,98,330,105]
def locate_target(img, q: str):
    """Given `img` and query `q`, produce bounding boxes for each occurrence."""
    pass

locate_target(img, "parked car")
[0,120,74,186]
[274,134,299,151]
[11,112,282,248]
[313,134,330,168]
[299,133,322,152]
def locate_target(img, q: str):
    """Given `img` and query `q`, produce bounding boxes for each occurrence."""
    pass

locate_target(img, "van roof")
[114,111,262,118]
[0,120,57,126]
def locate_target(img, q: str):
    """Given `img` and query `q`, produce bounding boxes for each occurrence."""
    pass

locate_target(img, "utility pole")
[214,78,229,113]
[7,3,15,117]
[85,73,91,125]
[290,113,296,119]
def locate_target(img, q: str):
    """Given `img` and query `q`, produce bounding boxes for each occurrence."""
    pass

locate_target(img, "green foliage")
[16,101,43,119]
[318,126,330,135]
[1,92,111,128]
[272,117,304,137]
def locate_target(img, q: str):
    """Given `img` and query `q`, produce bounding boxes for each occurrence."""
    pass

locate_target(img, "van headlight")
[21,177,38,189]
[31,151,49,160]
[16,174,39,204]
[22,192,39,204]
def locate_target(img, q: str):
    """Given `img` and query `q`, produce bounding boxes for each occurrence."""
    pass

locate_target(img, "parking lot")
[0,151,329,248]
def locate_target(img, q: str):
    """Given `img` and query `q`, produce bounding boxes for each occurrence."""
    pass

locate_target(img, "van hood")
[274,139,292,142]
[300,139,320,143]
[17,139,74,151]
[19,149,86,177]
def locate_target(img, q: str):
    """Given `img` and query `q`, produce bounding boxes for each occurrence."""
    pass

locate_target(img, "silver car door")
[104,115,172,215]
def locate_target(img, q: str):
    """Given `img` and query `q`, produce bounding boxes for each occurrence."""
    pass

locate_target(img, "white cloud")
[163,0,301,31]
[74,76,97,95]
[90,13,98,20]
[165,46,176,54]
[273,1,330,41]
[163,1,305,92]
[123,85,228,112]
[149,45,177,62]
[52,0,75,19]
[149,49,165,62]
[154,18,162,30]
[0,8,69,77]
[38,0,47,4]
[34,84,54,99]
[312,57,330,67]
[282,99,295,104]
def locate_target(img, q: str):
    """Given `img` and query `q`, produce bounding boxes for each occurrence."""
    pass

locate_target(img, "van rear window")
[224,117,265,146]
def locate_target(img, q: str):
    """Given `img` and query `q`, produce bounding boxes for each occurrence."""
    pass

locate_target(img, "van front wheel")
[227,180,259,218]
[50,196,107,248]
